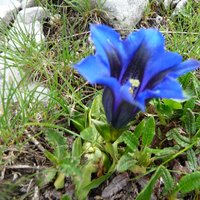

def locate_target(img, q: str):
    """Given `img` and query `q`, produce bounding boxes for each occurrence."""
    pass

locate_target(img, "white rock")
[0,52,23,86]
[0,52,23,102]
[163,0,188,9]
[172,0,188,15]
[163,0,173,8]
[16,6,49,24]
[8,20,45,49]
[0,0,21,26]
[91,0,149,29]
[0,53,49,105]
[20,0,37,9]
[27,83,49,105]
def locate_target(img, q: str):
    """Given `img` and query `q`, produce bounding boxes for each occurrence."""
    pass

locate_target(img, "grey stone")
[91,0,149,29]
[8,20,45,49]
[20,0,37,9]
[0,52,23,102]
[0,0,21,26]
[163,0,173,8]
[163,0,189,12]
[0,53,49,105]
[172,0,188,15]
[16,6,49,24]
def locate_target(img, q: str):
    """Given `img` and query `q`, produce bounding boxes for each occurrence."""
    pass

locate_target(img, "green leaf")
[183,98,196,114]
[116,154,137,172]
[156,101,173,117]
[80,126,99,142]
[54,172,65,190]
[187,149,198,171]
[166,128,190,147]
[163,99,182,110]
[38,168,57,187]
[136,167,162,200]
[45,130,68,160]
[44,150,59,164]
[134,120,145,138]
[90,93,103,118]
[196,115,200,129]
[185,108,196,135]
[146,146,179,159]
[75,162,97,200]
[60,157,81,177]
[161,166,174,194]
[82,172,112,195]
[72,137,82,160]
[61,194,71,200]
[178,172,200,193]
[122,131,138,151]
[142,117,155,146]
[71,116,85,131]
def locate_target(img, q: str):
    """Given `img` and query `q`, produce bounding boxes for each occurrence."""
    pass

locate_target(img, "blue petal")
[120,28,165,84]
[119,81,143,109]
[111,101,139,129]
[168,59,200,78]
[124,28,165,59]
[74,55,109,84]
[141,52,182,89]
[136,77,185,111]
[152,77,185,99]
[119,81,133,104]
[90,24,125,78]
[141,28,165,53]
[102,87,114,124]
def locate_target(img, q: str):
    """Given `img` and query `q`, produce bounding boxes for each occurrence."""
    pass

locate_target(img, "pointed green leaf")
[183,98,196,113]
[196,115,200,129]
[54,172,65,190]
[166,128,190,147]
[38,168,57,187]
[142,117,155,146]
[61,194,71,200]
[134,120,145,138]
[163,99,182,110]
[187,149,198,171]
[83,172,112,193]
[161,166,174,194]
[90,93,103,118]
[185,108,196,135]
[72,137,82,160]
[146,147,179,159]
[80,126,99,142]
[136,167,162,200]
[178,172,200,193]
[116,154,137,172]
[122,131,138,151]
[44,150,59,164]
[45,130,68,160]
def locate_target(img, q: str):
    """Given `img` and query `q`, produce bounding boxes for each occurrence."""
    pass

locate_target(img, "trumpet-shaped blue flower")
[74,24,200,129]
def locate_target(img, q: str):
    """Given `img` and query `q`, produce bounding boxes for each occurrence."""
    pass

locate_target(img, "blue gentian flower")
[74,24,200,129]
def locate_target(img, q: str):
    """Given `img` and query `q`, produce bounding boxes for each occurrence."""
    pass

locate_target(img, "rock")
[8,20,45,49]
[16,6,49,24]
[91,0,149,29]
[0,0,21,26]
[163,0,188,13]
[163,0,173,8]
[172,0,188,15]
[20,0,37,9]
[0,53,49,105]
[0,52,23,102]
[27,83,49,105]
